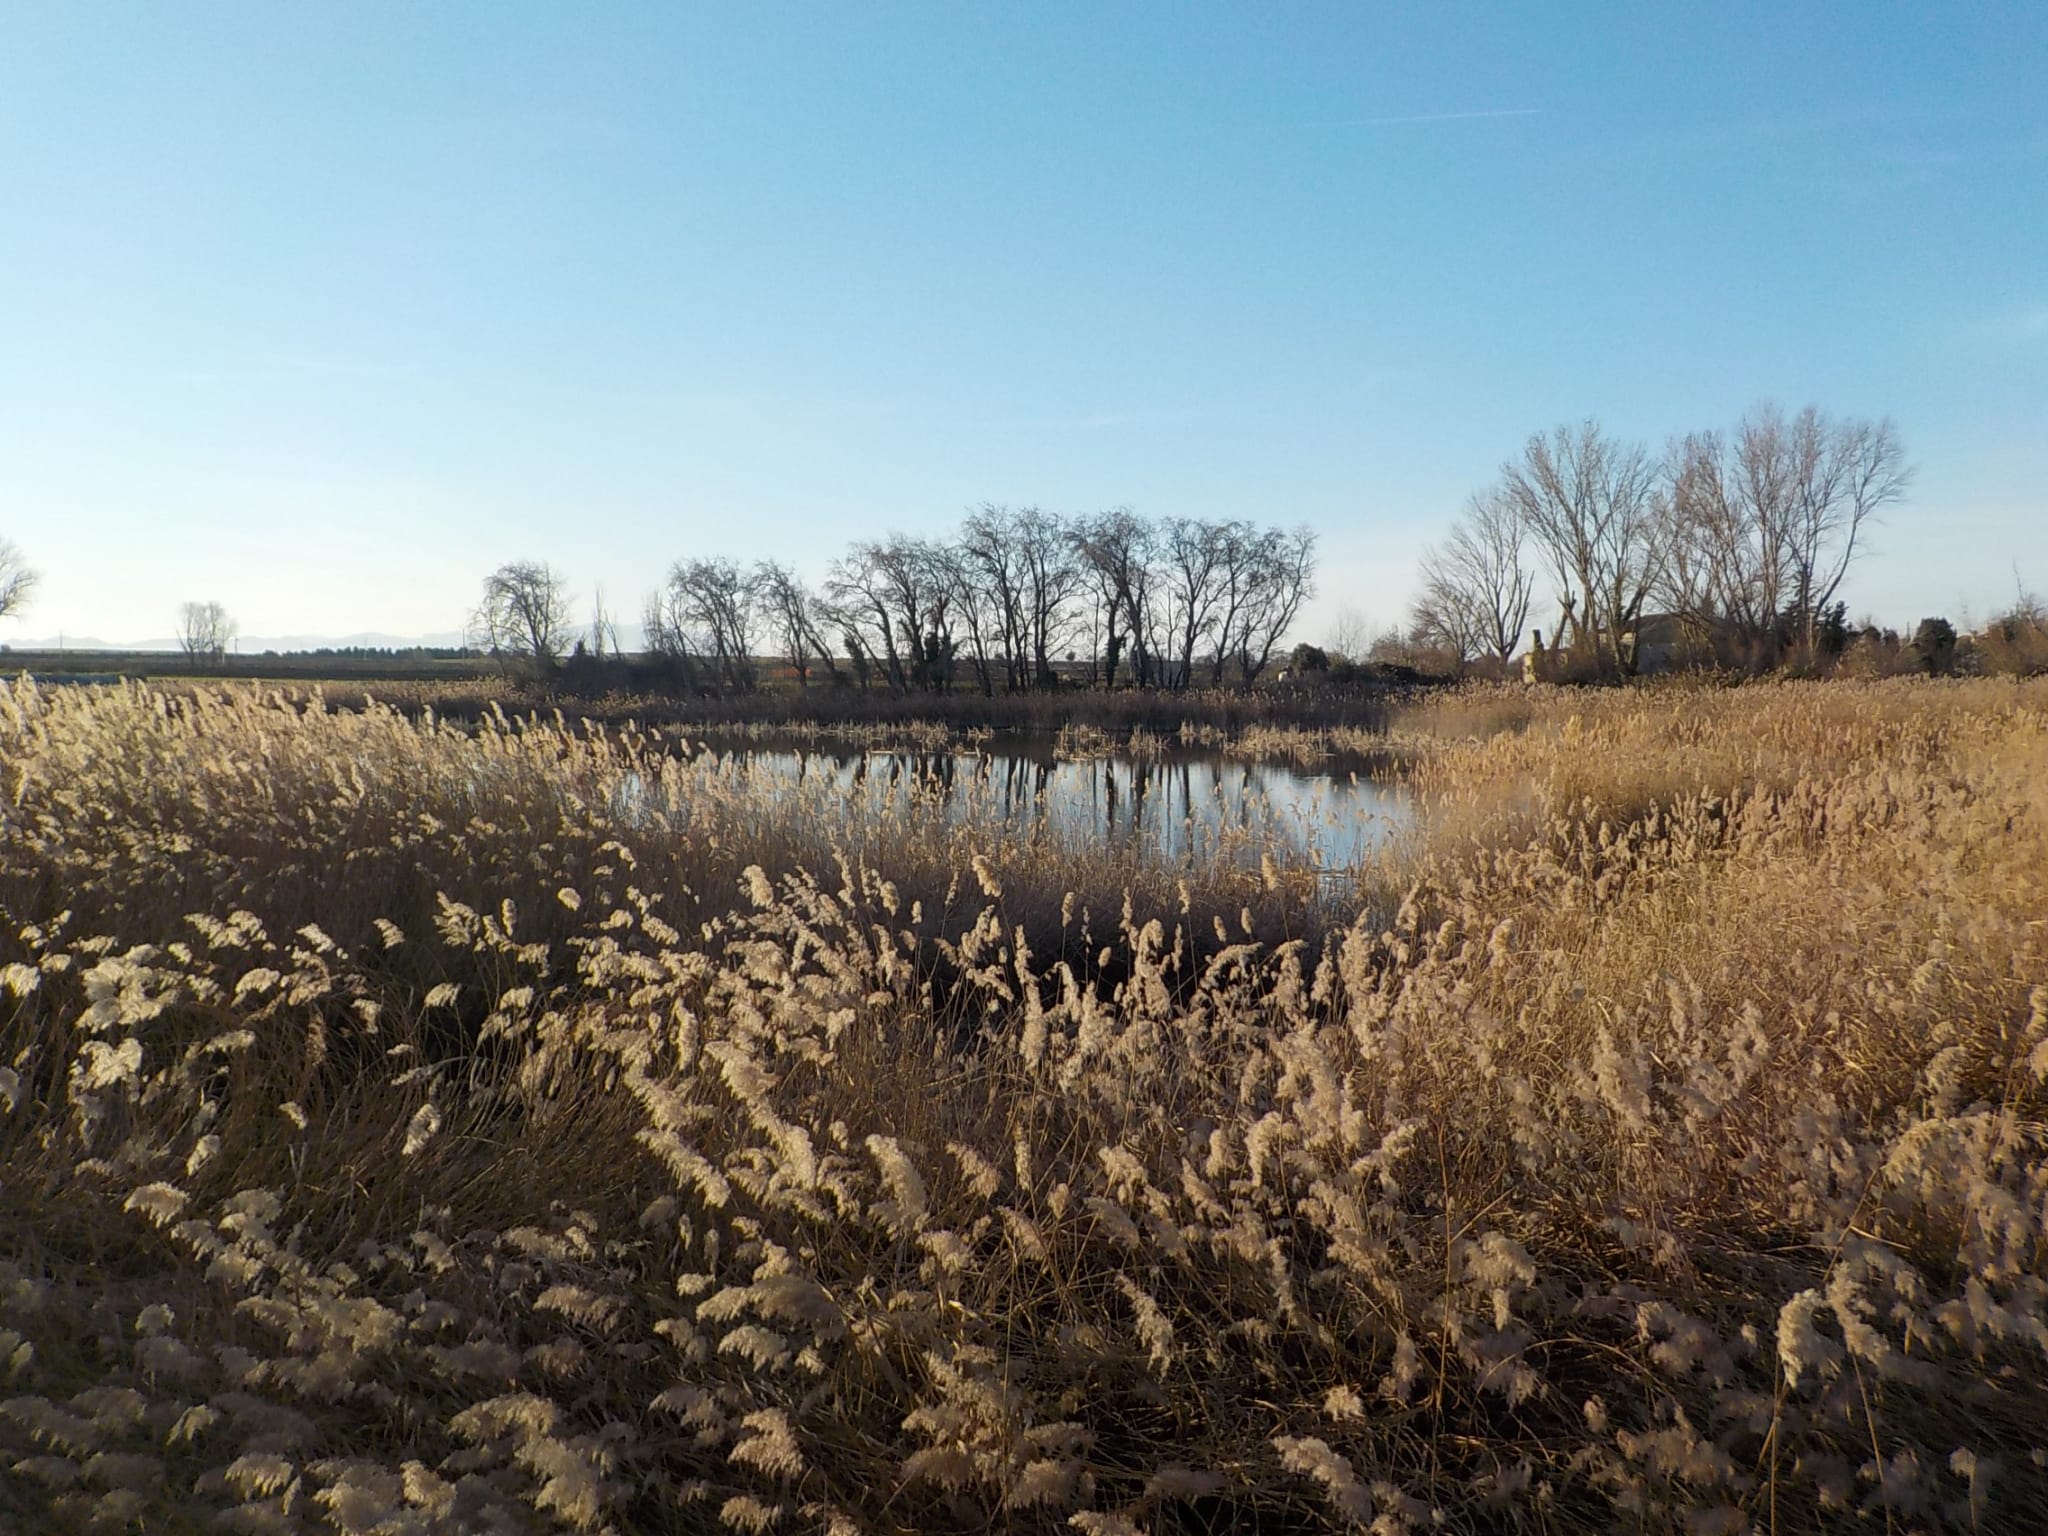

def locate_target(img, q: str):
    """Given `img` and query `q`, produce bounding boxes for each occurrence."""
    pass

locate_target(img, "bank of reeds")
[191,675,1402,749]
[3,676,2046,1532]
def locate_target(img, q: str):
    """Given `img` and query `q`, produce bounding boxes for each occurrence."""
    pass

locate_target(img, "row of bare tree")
[475,509,1318,694]
[1411,404,1912,674]
[2,403,1911,689]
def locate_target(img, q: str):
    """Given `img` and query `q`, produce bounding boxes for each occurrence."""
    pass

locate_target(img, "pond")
[655,740,1411,874]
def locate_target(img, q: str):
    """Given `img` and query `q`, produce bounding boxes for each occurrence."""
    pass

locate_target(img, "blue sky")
[2,3,2043,646]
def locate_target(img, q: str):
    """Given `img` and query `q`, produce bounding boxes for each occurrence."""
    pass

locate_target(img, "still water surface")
[657,743,1410,873]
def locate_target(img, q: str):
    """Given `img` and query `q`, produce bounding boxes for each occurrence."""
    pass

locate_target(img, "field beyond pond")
[2,677,2045,1533]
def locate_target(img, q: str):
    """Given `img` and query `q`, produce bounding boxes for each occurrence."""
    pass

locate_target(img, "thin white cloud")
[1317,108,1542,128]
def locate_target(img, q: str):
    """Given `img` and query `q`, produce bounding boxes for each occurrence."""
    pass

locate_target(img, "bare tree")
[1207,522,1259,687]
[642,583,702,691]
[0,538,37,622]
[1227,525,1317,686]
[956,506,1031,692]
[586,587,622,661]
[754,561,841,689]
[926,539,1003,696]
[471,561,573,674]
[1327,604,1372,663]
[176,601,237,668]
[1071,509,1157,688]
[1412,491,1531,667]
[1663,404,1912,666]
[824,543,905,691]
[1407,584,1483,672]
[912,540,965,693]
[1662,421,1788,664]
[1161,518,1228,690]
[652,558,759,693]
[1499,421,1666,675]
[1783,408,1910,658]
[827,537,952,692]
[1013,507,1081,688]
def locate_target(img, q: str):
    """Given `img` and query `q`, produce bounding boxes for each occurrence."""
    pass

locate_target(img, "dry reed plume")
[2,676,2044,1532]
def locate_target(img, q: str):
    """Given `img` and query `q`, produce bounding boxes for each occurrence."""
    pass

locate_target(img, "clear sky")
[2,3,2043,647]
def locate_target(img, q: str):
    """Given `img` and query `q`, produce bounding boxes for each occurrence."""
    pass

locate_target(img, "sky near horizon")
[2,3,2044,648]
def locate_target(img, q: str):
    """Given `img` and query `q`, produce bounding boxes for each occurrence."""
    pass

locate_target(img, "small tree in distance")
[0,538,38,622]
[471,561,574,677]
[1913,616,1957,677]
[1412,489,1531,670]
[177,601,236,668]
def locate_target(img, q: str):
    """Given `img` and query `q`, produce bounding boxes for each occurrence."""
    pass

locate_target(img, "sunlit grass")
[2,675,2044,1532]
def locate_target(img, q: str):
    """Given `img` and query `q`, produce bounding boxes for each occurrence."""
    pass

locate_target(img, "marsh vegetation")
[2,677,2045,1532]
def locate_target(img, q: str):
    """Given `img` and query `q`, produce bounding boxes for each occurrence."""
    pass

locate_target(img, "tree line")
[1409,403,1914,675]
[472,509,1319,694]
[16,400,2028,685]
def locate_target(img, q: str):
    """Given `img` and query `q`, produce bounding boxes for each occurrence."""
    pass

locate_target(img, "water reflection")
[679,744,1407,872]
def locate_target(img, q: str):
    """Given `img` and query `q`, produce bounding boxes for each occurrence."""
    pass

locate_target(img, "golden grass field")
[2,676,2045,1533]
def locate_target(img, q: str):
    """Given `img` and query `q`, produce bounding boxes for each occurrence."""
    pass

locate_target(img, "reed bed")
[2,676,2045,1533]
[240,676,1402,749]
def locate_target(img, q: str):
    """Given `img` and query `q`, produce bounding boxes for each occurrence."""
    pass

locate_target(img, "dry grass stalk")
[1,675,2044,1532]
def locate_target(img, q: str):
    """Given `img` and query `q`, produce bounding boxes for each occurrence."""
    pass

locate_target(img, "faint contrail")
[1321,108,1542,127]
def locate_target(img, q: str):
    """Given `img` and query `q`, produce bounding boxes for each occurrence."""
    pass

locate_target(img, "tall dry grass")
[2,675,2045,1532]
[232,675,1402,747]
